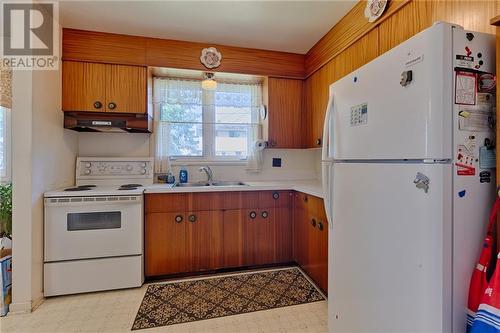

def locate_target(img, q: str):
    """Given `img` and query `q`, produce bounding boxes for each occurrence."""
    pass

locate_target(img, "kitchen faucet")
[199,166,213,184]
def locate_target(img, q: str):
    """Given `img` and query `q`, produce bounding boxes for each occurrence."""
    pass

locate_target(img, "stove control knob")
[84,169,91,175]
[141,169,147,175]
[85,162,91,168]
[140,162,147,168]
[126,165,133,171]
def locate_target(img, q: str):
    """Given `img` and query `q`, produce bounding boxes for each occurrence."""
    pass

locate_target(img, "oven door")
[44,195,143,262]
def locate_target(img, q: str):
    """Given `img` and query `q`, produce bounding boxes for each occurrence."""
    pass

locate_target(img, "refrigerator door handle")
[322,91,334,229]
[323,163,334,229]
[321,92,334,162]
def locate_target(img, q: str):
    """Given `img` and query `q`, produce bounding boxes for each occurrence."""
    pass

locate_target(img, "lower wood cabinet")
[145,212,188,276]
[145,211,224,276]
[186,210,224,272]
[293,192,328,293]
[145,191,293,278]
[222,209,245,268]
[244,208,276,266]
[144,190,327,293]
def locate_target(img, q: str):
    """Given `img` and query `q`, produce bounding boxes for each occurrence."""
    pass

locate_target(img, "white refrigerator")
[322,22,496,333]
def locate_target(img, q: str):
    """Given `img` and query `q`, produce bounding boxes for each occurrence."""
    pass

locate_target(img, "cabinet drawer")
[241,191,292,209]
[145,193,188,213]
[146,191,293,213]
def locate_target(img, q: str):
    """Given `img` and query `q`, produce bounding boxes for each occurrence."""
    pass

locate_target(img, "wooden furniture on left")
[62,60,147,113]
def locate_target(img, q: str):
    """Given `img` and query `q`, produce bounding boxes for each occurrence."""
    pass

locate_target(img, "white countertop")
[145,180,324,198]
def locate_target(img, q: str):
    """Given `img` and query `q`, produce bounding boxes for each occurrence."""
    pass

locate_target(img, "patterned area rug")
[132,267,325,330]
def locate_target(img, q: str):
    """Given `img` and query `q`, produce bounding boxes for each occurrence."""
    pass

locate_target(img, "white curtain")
[151,77,263,173]
[152,78,202,173]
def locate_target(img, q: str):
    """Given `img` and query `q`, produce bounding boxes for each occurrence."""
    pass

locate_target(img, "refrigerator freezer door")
[329,162,452,333]
[331,22,453,160]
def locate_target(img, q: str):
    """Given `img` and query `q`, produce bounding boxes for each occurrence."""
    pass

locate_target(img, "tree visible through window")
[154,78,262,161]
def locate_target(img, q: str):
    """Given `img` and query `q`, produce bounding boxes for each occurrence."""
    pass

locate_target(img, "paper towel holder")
[259,105,267,120]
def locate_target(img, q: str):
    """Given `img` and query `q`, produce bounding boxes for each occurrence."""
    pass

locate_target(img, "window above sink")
[153,69,265,166]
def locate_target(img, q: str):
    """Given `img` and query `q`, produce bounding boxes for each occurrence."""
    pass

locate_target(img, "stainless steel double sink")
[175,181,248,188]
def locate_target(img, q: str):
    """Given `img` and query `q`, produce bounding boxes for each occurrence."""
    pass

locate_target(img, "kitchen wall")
[10,23,78,313]
[303,0,499,147]
[77,132,321,181]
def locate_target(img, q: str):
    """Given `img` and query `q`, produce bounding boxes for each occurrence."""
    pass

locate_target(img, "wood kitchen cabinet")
[267,77,304,148]
[293,192,328,292]
[186,210,224,271]
[145,212,188,276]
[222,209,245,268]
[144,190,293,278]
[145,210,224,276]
[62,60,147,113]
[244,208,276,266]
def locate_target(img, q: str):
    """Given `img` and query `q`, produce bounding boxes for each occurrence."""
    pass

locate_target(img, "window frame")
[164,81,262,163]
[0,106,11,183]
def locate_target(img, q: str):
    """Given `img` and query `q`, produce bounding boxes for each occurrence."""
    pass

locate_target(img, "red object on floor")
[467,197,500,331]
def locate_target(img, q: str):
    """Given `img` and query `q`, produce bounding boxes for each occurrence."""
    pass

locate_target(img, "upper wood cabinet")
[62,60,147,114]
[267,77,304,148]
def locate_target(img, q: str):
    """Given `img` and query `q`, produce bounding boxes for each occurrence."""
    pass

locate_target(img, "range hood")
[64,112,152,133]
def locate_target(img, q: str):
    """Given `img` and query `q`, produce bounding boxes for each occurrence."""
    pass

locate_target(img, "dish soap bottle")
[179,167,188,183]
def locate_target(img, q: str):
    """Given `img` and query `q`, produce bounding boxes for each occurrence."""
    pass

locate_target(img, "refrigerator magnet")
[456,163,476,176]
[455,71,476,105]
[479,147,496,169]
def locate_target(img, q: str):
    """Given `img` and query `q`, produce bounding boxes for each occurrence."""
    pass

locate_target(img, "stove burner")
[118,187,138,190]
[120,184,143,188]
[78,185,97,188]
[64,187,92,192]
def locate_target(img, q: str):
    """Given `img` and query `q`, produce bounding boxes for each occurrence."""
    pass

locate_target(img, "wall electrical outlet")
[272,158,282,167]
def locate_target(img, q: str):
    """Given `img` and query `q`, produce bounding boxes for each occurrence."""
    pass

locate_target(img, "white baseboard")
[8,296,44,314]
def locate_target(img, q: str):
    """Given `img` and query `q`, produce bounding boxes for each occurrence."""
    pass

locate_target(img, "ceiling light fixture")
[202,72,217,91]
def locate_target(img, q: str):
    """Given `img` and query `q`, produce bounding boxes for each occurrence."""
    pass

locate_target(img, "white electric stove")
[43,157,153,297]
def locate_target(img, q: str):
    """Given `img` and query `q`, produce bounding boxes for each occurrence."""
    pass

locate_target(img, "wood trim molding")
[304,0,411,77]
[62,28,305,79]
[62,29,147,66]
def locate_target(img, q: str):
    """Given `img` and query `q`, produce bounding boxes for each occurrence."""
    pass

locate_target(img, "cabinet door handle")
[316,138,322,146]
[175,215,183,223]
[93,101,102,109]
[108,102,117,110]
[249,211,257,219]
[261,211,269,219]
[318,222,324,231]
[311,218,317,227]
[272,192,280,200]
[188,214,197,223]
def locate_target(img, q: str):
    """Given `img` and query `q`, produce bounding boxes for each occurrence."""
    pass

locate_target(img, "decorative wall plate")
[364,0,388,23]
[200,47,222,69]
